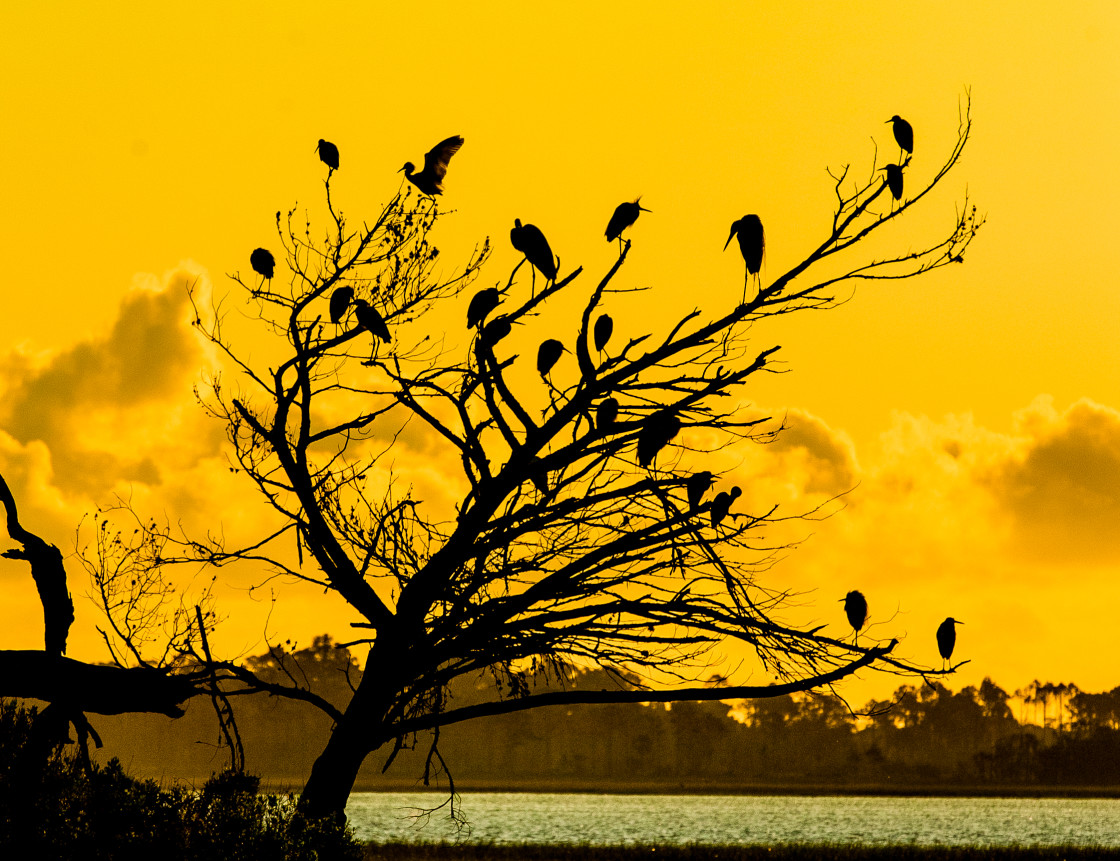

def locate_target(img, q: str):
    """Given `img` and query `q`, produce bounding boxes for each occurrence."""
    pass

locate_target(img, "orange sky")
[1,3,1119,707]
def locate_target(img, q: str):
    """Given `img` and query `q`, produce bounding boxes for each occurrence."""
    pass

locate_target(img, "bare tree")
[72,99,980,821]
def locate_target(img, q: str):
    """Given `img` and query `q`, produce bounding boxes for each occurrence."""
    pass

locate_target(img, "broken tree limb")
[0,650,199,717]
[0,469,74,654]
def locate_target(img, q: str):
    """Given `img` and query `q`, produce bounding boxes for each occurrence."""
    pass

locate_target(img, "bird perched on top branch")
[605,199,650,250]
[317,139,340,171]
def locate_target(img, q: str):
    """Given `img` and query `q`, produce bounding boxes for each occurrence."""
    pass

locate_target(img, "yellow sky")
[1,2,1119,706]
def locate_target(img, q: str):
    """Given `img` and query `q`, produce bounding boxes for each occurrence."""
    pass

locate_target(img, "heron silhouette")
[606,199,650,250]
[685,471,715,511]
[936,617,962,669]
[883,163,903,204]
[537,339,565,377]
[710,486,742,527]
[329,286,354,324]
[841,590,868,642]
[250,248,275,280]
[317,139,340,171]
[511,220,558,289]
[593,314,614,353]
[637,410,681,467]
[400,135,464,196]
[482,314,514,346]
[724,215,764,302]
[597,397,619,431]
[888,115,913,161]
[467,287,501,329]
[352,299,391,344]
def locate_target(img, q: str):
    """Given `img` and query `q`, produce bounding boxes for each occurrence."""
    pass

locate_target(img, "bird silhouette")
[400,135,464,196]
[352,299,391,343]
[883,163,904,203]
[685,471,715,511]
[467,287,501,329]
[710,486,742,527]
[482,314,513,346]
[842,590,869,640]
[724,214,764,300]
[637,410,681,467]
[317,139,340,171]
[605,199,650,249]
[888,115,913,160]
[511,220,558,283]
[593,314,614,352]
[537,339,565,377]
[250,248,275,280]
[329,286,354,324]
[936,617,962,668]
[597,397,619,431]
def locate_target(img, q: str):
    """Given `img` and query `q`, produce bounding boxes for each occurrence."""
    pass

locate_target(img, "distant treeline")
[74,637,1120,788]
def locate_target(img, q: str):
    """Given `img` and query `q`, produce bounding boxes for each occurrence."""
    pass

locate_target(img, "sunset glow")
[2,2,1119,710]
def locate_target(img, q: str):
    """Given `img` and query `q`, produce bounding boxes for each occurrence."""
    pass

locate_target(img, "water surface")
[346,792,1120,847]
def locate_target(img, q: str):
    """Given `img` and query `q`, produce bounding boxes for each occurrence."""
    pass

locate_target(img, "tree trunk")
[297,710,378,821]
[297,658,396,822]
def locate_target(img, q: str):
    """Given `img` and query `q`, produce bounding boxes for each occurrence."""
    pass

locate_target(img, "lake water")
[345,792,1120,847]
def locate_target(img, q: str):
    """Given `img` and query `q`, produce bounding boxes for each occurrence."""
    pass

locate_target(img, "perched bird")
[888,115,913,158]
[400,135,464,196]
[537,339,565,377]
[637,410,681,467]
[936,617,962,668]
[685,471,715,511]
[710,486,742,527]
[317,139,340,171]
[842,591,869,638]
[482,314,513,346]
[883,163,903,202]
[593,314,614,352]
[605,199,650,247]
[596,397,619,430]
[510,220,558,282]
[467,287,501,329]
[352,299,391,343]
[329,286,354,324]
[250,248,275,280]
[725,214,764,299]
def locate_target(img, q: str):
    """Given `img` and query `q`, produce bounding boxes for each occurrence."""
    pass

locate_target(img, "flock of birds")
[842,589,961,668]
[248,119,958,668]
[250,114,916,317]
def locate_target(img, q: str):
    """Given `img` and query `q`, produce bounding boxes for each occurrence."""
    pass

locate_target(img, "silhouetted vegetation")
[0,698,360,860]
[71,638,1120,790]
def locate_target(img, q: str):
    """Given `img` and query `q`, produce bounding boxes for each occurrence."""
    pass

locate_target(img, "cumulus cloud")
[0,267,223,498]
[760,408,859,496]
[983,397,1120,563]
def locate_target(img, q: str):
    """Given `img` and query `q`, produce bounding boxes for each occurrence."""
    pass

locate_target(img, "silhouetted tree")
[64,100,980,821]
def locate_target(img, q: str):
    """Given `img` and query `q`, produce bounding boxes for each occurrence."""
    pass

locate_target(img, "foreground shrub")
[0,698,360,860]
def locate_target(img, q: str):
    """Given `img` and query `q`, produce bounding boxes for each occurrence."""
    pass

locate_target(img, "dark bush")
[0,698,360,860]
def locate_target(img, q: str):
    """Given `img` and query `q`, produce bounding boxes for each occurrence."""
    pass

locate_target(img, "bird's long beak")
[723,229,735,251]
[639,206,652,212]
